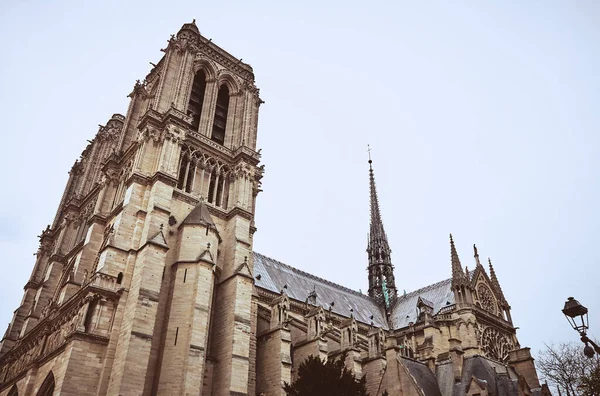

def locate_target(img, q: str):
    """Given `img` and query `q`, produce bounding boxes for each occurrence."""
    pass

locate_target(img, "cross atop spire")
[366,150,397,308]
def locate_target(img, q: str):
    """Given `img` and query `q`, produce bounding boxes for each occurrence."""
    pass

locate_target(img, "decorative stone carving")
[97,121,123,143]
[481,327,515,362]
[102,168,120,186]
[477,283,497,315]
[70,160,84,176]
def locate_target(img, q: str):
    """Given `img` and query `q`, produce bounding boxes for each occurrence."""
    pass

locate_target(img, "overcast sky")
[0,1,598,364]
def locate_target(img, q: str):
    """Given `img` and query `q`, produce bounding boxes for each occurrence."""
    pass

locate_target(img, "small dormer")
[270,293,290,329]
[306,306,326,340]
[340,317,358,349]
[417,296,434,322]
[368,327,386,358]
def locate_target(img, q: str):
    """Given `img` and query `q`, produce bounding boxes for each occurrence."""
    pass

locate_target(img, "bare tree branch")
[537,342,600,396]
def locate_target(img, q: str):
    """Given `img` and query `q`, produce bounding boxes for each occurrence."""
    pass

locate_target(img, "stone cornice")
[185,129,233,158]
[255,288,378,338]
[173,189,199,206]
[170,190,254,222]
[166,29,254,81]
[471,305,516,334]
[23,281,41,290]
[232,145,261,166]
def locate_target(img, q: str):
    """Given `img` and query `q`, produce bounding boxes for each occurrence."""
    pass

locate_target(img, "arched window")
[177,152,189,190]
[211,85,229,145]
[37,371,55,396]
[177,152,195,193]
[187,70,207,131]
[206,168,229,209]
[116,272,123,284]
[207,171,217,204]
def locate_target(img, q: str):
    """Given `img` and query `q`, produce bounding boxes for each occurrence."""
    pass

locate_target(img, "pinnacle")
[488,257,507,304]
[450,234,464,288]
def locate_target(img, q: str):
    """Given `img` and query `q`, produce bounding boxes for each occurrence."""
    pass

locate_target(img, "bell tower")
[0,20,264,396]
[124,20,265,395]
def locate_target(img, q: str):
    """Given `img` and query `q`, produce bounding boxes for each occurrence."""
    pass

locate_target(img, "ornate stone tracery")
[477,283,496,315]
[480,326,515,362]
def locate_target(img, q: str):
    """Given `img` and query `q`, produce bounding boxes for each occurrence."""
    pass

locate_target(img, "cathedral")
[0,21,550,396]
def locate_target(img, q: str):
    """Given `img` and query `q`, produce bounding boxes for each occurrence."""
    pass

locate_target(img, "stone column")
[256,326,292,396]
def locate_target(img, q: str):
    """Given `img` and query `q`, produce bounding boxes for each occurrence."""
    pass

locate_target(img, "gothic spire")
[450,234,465,288]
[368,155,386,246]
[366,150,397,307]
[488,257,507,304]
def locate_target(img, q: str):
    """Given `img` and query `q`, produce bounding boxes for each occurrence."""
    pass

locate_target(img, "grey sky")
[0,0,598,363]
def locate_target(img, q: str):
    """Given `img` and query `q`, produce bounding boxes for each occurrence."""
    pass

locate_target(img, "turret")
[157,200,220,394]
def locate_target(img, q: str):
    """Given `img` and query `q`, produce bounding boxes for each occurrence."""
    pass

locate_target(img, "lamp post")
[562,297,600,358]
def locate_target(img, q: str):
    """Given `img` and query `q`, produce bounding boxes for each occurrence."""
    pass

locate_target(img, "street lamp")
[562,297,600,358]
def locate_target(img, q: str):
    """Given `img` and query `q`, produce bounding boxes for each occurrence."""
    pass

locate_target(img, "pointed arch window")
[211,85,229,145]
[206,167,229,209]
[187,70,207,131]
[177,152,196,193]
[37,372,55,396]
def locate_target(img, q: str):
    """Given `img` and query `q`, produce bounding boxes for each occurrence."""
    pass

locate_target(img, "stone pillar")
[106,232,168,396]
[363,355,387,396]
[383,342,402,395]
[508,347,542,390]
[368,328,386,359]
[157,222,219,395]
[209,270,255,396]
[292,337,329,381]
[449,337,464,382]
[256,326,292,396]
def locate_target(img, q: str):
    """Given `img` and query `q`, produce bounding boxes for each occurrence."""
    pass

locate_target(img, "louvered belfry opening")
[211,84,229,145]
[187,70,207,131]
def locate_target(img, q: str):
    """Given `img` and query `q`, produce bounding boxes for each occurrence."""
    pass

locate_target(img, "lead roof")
[253,252,455,331]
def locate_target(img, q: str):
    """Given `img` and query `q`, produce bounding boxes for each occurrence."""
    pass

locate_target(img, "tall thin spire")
[368,148,385,242]
[450,234,465,288]
[488,257,506,303]
[366,149,397,308]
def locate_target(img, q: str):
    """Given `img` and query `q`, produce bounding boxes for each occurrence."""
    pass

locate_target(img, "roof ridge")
[253,252,373,300]
[397,278,452,300]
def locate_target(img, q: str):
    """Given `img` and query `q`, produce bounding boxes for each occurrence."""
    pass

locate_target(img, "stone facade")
[0,21,550,396]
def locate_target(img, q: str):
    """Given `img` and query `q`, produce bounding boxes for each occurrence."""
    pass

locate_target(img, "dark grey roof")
[401,357,442,396]
[253,252,388,329]
[436,361,455,396]
[148,229,168,248]
[450,355,520,396]
[390,279,455,329]
[181,201,216,228]
[418,296,434,308]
